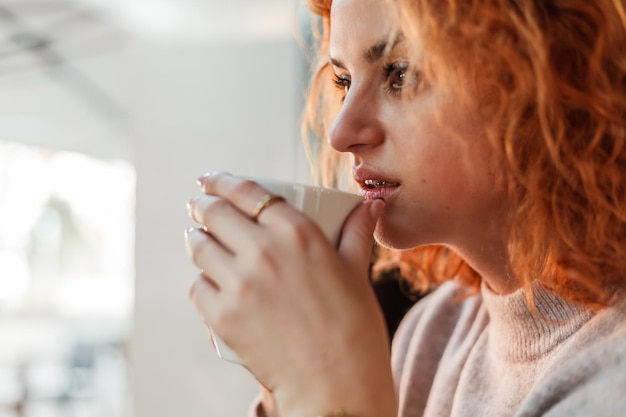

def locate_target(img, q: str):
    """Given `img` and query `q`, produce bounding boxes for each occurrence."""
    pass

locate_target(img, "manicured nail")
[197,172,213,186]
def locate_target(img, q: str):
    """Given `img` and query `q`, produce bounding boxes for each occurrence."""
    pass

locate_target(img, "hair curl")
[303,0,626,307]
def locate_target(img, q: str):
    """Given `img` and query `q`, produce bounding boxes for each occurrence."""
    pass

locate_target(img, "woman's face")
[328,0,507,252]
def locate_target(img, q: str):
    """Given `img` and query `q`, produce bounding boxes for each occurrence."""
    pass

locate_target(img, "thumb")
[337,198,385,277]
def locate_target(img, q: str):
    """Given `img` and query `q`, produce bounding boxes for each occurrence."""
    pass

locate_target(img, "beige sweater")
[392,280,626,417]
[249,280,626,416]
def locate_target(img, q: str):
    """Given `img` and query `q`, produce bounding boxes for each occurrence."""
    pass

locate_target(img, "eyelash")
[332,61,420,100]
[383,61,410,96]
[332,74,350,101]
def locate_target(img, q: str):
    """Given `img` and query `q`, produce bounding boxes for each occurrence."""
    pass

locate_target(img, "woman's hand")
[185,173,397,417]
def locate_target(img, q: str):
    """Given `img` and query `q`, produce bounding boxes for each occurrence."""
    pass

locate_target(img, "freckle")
[421,178,427,184]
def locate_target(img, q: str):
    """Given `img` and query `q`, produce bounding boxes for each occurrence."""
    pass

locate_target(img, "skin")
[186,175,394,417]
[327,0,515,294]
[186,0,519,415]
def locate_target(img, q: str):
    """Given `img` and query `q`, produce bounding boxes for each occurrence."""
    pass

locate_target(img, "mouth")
[354,168,401,200]
[363,179,400,189]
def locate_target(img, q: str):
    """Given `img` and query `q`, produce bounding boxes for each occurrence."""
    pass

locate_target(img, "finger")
[337,199,386,280]
[197,172,291,224]
[185,227,237,289]
[187,194,260,252]
[189,272,222,323]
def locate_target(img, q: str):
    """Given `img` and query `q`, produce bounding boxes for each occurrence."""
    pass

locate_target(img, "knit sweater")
[392,280,626,417]
[249,280,626,417]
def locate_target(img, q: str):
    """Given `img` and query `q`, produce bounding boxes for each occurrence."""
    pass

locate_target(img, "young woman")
[185,0,626,416]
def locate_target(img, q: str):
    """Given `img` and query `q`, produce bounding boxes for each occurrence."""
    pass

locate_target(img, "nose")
[327,85,385,153]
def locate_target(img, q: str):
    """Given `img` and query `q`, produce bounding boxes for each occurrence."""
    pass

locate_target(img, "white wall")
[128,4,308,416]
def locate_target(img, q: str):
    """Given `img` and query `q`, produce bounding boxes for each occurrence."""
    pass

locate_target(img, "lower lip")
[359,184,400,200]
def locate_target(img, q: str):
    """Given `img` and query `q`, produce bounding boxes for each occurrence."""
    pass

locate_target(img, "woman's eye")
[332,74,351,100]
[383,62,421,95]
[390,70,406,90]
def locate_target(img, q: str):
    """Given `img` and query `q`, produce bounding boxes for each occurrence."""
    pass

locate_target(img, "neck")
[451,240,519,295]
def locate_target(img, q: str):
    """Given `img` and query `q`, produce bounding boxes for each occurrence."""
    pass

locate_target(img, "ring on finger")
[251,194,285,221]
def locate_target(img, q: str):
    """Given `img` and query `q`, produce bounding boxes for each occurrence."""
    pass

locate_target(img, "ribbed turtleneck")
[481,280,594,362]
[391,280,626,417]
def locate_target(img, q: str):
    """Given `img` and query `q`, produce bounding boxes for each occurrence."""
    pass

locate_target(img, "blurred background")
[0,0,310,416]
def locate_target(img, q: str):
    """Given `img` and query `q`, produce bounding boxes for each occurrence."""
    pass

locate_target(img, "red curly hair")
[303,0,626,307]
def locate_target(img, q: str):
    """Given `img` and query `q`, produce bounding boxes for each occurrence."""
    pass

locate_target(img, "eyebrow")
[329,33,404,69]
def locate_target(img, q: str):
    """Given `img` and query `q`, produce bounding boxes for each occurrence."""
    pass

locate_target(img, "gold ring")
[251,194,286,221]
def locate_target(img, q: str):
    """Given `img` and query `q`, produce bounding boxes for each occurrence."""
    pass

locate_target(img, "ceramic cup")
[210,176,364,364]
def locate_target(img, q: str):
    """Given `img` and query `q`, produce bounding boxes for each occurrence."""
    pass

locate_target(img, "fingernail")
[184,227,195,238]
[197,172,216,186]
[187,198,198,217]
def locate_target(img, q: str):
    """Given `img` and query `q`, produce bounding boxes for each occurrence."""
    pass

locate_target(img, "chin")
[374,223,419,251]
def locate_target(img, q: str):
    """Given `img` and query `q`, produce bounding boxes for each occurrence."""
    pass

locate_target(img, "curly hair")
[303,0,626,307]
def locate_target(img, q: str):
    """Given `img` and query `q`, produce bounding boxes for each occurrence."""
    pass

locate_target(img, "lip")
[353,167,401,201]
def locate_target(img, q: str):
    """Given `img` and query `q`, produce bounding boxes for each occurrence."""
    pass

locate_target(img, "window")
[0,141,134,417]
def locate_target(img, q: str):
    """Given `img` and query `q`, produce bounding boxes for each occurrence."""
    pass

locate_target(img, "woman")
[185,0,626,416]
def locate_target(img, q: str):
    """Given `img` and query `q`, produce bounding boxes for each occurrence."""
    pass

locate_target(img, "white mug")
[209,176,364,364]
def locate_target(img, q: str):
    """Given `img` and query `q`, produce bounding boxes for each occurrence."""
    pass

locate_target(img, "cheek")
[376,126,501,249]
[413,103,496,200]
[397,118,471,201]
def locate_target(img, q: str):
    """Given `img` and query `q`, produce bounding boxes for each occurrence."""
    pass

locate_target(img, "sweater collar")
[481,280,594,362]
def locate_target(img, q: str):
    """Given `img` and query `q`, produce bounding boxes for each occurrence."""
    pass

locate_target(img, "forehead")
[329,0,395,57]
